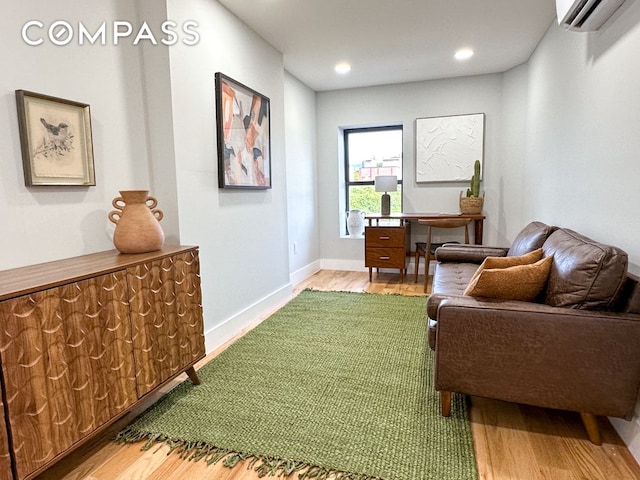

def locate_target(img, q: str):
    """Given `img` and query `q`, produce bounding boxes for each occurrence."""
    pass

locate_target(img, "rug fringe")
[115,429,385,479]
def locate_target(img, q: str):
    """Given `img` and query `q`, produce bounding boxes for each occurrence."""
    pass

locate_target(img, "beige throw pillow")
[464,254,553,302]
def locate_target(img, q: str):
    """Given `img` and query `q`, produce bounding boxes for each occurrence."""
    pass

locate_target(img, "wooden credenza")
[0,246,205,480]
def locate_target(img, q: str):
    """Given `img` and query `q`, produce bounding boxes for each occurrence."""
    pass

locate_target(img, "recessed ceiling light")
[454,48,474,61]
[335,62,351,74]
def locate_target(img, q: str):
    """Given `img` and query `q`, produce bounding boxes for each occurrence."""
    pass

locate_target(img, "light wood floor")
[36,270,640,480]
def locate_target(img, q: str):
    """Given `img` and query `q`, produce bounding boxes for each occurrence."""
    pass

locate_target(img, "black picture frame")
[215,73,271,189]
[15,90,96,186]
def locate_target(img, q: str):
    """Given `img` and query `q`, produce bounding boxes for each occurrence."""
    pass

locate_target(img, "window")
[344,126,403,216]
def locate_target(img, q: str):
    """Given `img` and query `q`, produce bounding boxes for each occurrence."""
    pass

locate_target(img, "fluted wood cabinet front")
[0,272,137,480]
[127,250,205,397]
[0,246,205,480]
[0,392,11,480]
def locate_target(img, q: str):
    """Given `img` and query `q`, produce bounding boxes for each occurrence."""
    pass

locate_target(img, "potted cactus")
[459,160,484,214]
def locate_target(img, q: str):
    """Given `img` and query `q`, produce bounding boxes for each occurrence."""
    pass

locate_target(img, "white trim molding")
[290,260,322,286]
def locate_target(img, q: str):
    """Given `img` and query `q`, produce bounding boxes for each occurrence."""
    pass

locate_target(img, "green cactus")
[466,160,481,197]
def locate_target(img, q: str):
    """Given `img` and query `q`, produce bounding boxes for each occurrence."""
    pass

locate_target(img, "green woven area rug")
[117,290,477,480]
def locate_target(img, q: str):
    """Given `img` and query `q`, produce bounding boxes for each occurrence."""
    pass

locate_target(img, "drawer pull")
[379,236,390,240]
[379,256,390,260]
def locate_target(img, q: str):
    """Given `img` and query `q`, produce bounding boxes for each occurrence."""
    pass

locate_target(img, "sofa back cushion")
[508,222,556,257]
[543,229,628,310]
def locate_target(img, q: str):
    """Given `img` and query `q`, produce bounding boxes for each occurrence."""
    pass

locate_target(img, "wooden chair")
[415,218,472,292]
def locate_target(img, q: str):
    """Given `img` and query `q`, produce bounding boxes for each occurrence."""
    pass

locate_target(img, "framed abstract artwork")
[215,72,271,189]
[15,90,95,186]
[415,113,485,183]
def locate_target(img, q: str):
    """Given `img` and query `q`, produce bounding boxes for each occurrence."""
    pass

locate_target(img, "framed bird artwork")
[15,90,95,186]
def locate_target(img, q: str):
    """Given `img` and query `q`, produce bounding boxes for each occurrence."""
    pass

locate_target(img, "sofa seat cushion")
[432,262,479,296]
[508,221,556,257]
[543,229,628,310]
[428,262,479,350]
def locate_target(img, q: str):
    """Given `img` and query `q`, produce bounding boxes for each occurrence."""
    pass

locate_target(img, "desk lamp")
[374,175,397,216]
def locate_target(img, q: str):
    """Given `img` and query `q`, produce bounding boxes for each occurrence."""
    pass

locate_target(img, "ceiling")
[217,0,557,91]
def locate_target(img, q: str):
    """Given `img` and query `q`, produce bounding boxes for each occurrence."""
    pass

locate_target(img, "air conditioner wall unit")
[556,0,625,31]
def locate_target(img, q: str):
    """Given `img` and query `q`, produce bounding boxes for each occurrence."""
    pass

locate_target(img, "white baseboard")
[203,283,293,353]
[290,260,322,286]
[320,258,368,272]
[320,258,433,275]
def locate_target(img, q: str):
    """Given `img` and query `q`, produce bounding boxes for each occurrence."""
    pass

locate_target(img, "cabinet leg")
[186,366,201,385]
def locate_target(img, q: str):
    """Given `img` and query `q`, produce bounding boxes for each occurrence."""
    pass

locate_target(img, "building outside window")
[344,126,403,217]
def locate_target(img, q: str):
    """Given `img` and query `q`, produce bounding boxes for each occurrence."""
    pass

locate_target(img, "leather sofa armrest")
[435,244,509,264]
[427,293,459,319]
[432,296,640,419]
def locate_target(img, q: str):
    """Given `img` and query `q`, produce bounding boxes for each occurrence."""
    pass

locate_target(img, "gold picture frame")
[16,90,96,186]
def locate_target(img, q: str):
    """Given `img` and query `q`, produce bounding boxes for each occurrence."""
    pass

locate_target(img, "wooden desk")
[365,213,485,244]
[364,213,486,282]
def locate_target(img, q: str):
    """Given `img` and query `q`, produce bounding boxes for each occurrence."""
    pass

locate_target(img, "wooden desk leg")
[474,219,484,244]
[369,267,372,282]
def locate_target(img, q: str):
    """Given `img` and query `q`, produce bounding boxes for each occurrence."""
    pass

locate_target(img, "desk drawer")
[365,247,406,269]
[365,227,405,247]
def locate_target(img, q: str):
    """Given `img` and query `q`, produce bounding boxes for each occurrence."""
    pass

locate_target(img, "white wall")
[509,9,640,274]
[316,75,504,269]
[0,0,151,269]
[503,5,640,459]
[135,0,181,244]
[496,63,529,246]
[166,0,292,351]
[284,72,320,283]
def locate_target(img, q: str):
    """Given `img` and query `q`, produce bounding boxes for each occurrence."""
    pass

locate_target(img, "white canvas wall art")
[415,113,484,182]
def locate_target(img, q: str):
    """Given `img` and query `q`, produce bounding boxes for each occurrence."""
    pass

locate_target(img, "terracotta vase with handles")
[108,190,165,254]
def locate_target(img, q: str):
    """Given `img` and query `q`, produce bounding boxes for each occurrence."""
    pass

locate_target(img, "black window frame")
[344,125,403,216]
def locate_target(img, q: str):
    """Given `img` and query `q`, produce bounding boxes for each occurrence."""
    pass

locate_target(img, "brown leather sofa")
[427,221,640,444]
